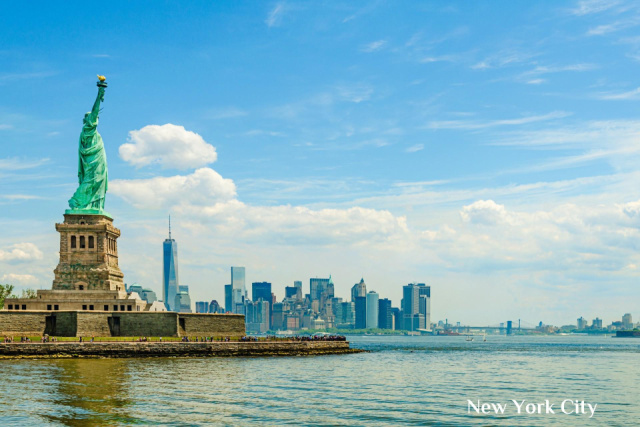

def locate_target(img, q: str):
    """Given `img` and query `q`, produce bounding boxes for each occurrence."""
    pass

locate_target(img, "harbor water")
[1,335,638,425]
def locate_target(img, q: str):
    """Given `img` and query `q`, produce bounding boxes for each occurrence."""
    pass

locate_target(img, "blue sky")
[2,1,640,325]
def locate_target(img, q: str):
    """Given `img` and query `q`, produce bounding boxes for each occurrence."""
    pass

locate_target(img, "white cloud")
[112,168,408,246]
[587,16,640,36]
[178,203,409,246]
[428,111,571,130]
[110,167,236,210]
[1,273,37,285]
[471,49,536,70]
[571,0,620,16]
[597,87,640,100]
[494,119,640,149]
[0,158,49,171]
[205,107,248,120]
[361,40,387,52]
[622,200,640,218]
[0,243,43,263]
[460,200,511,225]
[119,124,217,169]
[336,84,374,103]
[405,144,424,153]
[419,55,458,63]
[521,63,597,77]
[266,3,285,27]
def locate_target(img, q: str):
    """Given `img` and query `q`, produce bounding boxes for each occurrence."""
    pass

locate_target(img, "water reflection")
[43,359,134,426]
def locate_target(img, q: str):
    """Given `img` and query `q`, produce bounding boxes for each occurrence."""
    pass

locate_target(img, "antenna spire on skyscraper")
[169,214,172,239]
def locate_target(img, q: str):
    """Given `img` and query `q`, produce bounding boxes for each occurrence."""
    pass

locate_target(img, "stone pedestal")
[52,214,124,292]
[4,213,148,314]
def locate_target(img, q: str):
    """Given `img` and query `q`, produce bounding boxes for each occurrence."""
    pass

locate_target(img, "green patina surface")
[68,80,110,218]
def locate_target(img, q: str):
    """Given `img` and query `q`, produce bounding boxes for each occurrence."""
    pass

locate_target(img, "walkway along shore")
[0,340,364,358]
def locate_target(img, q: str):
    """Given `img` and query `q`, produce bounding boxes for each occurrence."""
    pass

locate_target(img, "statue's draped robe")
[68,110,108,210]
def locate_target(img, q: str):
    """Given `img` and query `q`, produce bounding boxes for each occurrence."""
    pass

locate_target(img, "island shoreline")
[0,340,364,359]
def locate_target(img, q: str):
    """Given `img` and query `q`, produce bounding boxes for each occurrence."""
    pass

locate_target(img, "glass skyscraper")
[163,217,179,311]
[224,284,232,313]
[366,291,379,329]
[231,266,246,314]
[401,283,430,331]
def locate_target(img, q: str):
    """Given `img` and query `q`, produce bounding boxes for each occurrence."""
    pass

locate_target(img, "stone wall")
[54,312,78,336]
[75,312,110,337]
[179,313,245,338]
[117,312,178,337]
[0,311,245,338]
[0,312,47,336]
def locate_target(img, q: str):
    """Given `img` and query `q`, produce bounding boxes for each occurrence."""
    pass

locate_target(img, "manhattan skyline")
[2,1,640,325]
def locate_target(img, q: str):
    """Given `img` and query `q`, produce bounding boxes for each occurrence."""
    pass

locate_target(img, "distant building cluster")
[192,270,432,333]
[574,313,635,332]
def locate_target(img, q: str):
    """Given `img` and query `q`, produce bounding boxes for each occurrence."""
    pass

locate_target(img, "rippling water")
[1,335,639,425]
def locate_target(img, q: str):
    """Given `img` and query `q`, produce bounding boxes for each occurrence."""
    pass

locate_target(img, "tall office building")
[195,301,209,313]
[271,302,285,330]
[351,278,367,302]
[592,317,603,329]
[391,307,401,331]
[310,277,330,302]
[175,291,191,313]
[310,276,334,314]
[401,283,430,331]
[355,296,367,329]
[163,216,179,311]
[622,313,633,329]
[378,298,393,329]
[577,317,588,329]
[252,282,272,303]
[252,282,272,328]
[224,284,232,313]
[338,301,355,328]
[231,267,246,314]
[419,285,431,330]
[209,300,223,314]
[366,291,379,329]
[285,286,298,299]
[286,281,303,300]
[246,300,270,333]
[128,283,158,304]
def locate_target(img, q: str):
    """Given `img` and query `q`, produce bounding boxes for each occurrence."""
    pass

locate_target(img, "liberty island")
[0,77,356,356]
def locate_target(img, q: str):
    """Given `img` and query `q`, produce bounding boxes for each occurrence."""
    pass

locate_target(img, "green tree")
[20,288,37,299]
[0,284,15,309]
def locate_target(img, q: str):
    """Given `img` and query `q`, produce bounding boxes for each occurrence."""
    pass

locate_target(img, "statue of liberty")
[67,76,110,216]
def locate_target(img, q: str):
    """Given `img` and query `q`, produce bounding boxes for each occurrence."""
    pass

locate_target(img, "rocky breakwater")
[0,340,364,358]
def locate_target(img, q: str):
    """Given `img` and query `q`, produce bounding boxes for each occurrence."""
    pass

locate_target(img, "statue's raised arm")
[67,76,110,217]
[87,76,107,124]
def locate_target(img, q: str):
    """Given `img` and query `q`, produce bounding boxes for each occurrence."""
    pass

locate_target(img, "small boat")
[465,335,474,342]
[483,332,487,342]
